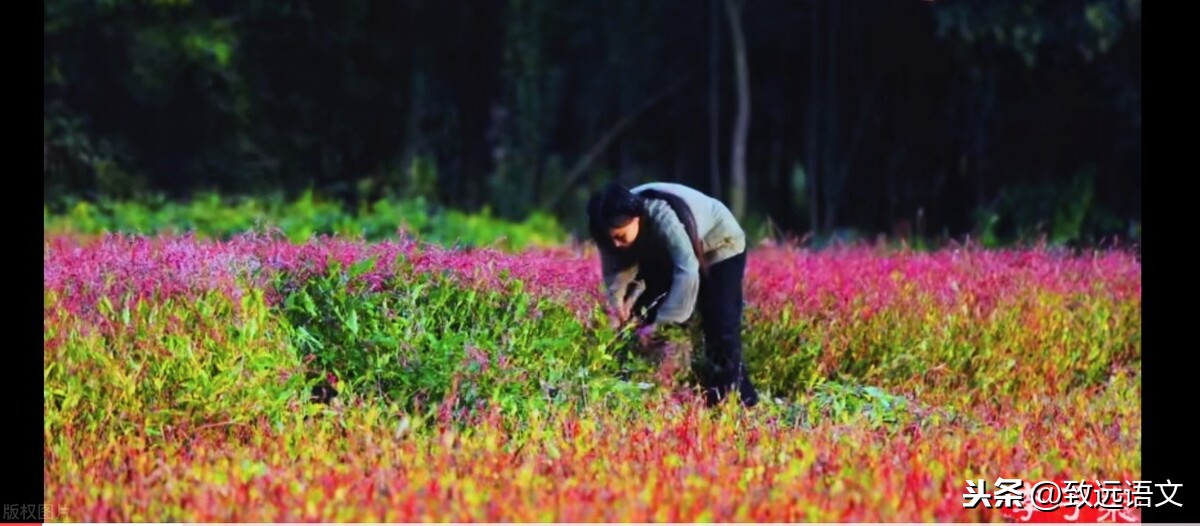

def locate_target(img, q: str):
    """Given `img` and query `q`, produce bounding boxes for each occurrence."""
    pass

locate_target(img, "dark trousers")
[633,251,759,408]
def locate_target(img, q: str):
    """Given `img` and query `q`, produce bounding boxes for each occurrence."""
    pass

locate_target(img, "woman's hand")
[618,302,633,324]
[618,280,646,324]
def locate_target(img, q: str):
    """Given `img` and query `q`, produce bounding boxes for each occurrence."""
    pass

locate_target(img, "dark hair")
[587,182,709,276]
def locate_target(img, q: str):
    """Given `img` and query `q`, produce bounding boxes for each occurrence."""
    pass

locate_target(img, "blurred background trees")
[44,0,1141,248]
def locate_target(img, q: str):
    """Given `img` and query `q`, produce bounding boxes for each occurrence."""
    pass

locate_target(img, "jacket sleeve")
[648,204,701,324]
[600,246,639,312]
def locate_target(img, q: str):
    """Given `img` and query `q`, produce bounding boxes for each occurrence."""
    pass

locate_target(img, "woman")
[587,181,759,408]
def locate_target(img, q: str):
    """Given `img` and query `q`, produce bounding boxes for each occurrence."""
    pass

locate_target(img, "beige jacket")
[599,182,746,324]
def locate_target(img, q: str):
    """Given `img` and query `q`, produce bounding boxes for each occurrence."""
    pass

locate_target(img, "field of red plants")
[44,231,1141,521]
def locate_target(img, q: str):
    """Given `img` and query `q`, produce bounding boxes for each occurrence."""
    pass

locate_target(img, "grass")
[44,191,570,251]
[43,225,1141,521]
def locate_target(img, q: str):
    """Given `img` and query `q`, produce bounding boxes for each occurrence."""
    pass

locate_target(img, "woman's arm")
[645,201,701,325]
[600,247,639,320]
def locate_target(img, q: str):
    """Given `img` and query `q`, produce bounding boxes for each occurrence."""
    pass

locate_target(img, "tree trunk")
[805,0,820,237]
[709,0,722,200]
[724,0,749,220]
[821,0,839,234]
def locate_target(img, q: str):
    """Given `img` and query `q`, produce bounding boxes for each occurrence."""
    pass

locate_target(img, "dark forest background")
[44,0,1141,247]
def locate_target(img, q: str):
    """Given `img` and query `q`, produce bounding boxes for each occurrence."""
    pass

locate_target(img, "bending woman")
[587,181,759,408]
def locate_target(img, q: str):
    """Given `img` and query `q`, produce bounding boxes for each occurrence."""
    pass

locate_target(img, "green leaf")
[349,256,377,279]
[347,309,359,337]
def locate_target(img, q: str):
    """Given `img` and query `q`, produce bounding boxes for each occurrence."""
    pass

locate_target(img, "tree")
[724,0,749,220]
